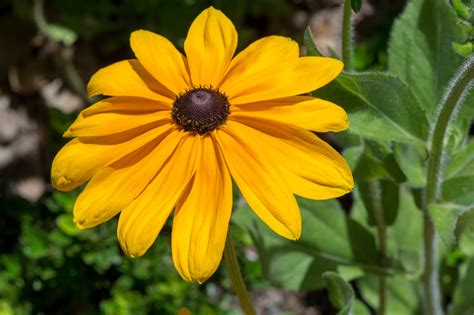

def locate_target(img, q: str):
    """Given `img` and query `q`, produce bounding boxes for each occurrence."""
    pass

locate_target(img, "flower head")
[51,7,353,283]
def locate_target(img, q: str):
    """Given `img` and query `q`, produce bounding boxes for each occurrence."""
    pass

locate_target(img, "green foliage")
[449,258,474,315]
[232,198,409,291]
[315,72,430,143]
[359,275,420,314]
[452,0,471,19]
[303,27,322,57]
[46,24,78,45]
[428,204,464,249]
[359,180,399,226]
[0,186,229,314]
[351,0,362,13]
[246,1,474,314]
[344,141,406,182]
[388,0,474,146]
[322,272,355,315]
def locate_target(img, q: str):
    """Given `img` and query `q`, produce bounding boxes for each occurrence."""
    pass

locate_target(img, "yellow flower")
[51,7,353,283]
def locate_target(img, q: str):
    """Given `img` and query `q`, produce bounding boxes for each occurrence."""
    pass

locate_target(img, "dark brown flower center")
[172,87,230,134]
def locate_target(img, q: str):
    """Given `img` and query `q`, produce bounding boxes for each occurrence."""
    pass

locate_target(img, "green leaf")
[388,0,433,113]
[445,140,474,179]
[428,203,465,249]
[448,258,474,315]
[359,275,420,315]
[56,213,82,237]
[353,301,371,315]
[455,209,474,256]
[346,141,406,183]
[21,226,49,260]
[359,180,400,227]
[453,42,474,57]
[47,24,78,46]
[388,0,464,117]
[232,198,401,291]
[452,0,470,20]
[323,272,355,315]
[455,208,474,240]
[351,0,362,13]
[344,146,388,180]
[351,186,423,273]
[388,0,474,147]
[315,72,429,143]
[393,142,427,188]
[304,26,322,56]
[442,176,474,206]
[365,140,406,182]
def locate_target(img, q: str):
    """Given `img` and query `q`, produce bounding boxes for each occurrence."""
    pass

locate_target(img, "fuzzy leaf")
[232,198,402,291]
[442,176,474,206]
[428,204,465,249]
[323,272,355,315]
[352,186,423,273]
[359,275,420,314]
[388,0,464,117]
[344,145,405,182]
[445,140,474,180]
[315,72,430,143]
[393,142,427,188]
[388,0,474,148]
[304,26,322,56]
[359,180,400,227]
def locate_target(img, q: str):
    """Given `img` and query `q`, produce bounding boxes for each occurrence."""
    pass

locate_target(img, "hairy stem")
[342,0,353,70]
[423,55,474,315]
[224,230,256,315]
[367,180,387,315]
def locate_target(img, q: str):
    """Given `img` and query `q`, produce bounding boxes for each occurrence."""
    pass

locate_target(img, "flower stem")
[342,0,353,70]
[423,55,474,315]
[224,230,256,315]
[33,0,87,101]
[366,180,387,315]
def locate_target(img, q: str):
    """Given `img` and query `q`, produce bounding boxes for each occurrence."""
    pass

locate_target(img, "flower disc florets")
[172,87,230,134]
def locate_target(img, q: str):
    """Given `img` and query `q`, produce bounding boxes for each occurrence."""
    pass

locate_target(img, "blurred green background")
[0,0,406,314]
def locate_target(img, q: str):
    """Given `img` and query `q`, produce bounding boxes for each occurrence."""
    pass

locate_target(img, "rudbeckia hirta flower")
[51,7,353,283]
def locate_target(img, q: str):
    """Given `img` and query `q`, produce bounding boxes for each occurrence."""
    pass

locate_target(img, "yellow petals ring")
[51,6,353,283]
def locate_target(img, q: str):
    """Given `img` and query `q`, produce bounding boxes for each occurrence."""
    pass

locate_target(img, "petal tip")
[181,272,211,284]
[118,237,149,258]
[289,227,301,240]
[51,175,74,192]
[73,218,87,230]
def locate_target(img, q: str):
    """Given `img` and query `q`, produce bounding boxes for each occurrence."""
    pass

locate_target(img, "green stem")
[33,0,88,100]
[367,180,387,315]
[342,0,353,70]
[423,55,474,315]
[224,230,256,315]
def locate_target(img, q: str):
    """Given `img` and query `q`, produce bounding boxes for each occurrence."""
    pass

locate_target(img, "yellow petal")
[172,135,232,283]
[220,35,299,88]
[51,124,171,192]
[117,133,201,257]
[223,56,343,105]
[184,7,237,87]
[232,97,348,132]
[64,109,171,138]
[73,125,180,229]
[228,117,354,199]
[130,30,191,94]
[215,125,301,240]
[81,96,171,117]
[87,59,174,102]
